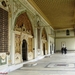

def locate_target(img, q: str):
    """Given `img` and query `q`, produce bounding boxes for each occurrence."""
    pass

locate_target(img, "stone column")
[48,36,50,55]
[10,32,15,64]
[33,38,36,59]
[33,28,38,58]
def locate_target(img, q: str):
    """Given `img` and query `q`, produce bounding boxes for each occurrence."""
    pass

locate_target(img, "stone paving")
[8,51,75,75]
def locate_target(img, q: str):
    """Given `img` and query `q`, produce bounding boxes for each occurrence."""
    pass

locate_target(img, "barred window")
[0,8,8,52]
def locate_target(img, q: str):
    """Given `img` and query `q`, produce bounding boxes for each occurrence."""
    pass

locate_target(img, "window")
[0,8,8,52]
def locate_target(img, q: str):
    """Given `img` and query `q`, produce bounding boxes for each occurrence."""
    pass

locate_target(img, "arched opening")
[14,12,34,61]
[50,45,52,54]
[22,39,27,61]
[42,28,48,55]
[43,43,45,55]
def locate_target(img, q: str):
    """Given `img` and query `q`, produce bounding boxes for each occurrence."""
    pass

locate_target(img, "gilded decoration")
[15,12,33,35]
[15,34,21,53]
[28,38,32,52]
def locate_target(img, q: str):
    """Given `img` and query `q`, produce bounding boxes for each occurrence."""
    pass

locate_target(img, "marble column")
[10,32,15,64]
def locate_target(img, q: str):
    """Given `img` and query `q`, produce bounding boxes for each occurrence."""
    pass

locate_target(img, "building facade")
[0,0,54,72]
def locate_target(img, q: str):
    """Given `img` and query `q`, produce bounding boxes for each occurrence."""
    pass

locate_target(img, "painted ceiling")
[28,0,75,30]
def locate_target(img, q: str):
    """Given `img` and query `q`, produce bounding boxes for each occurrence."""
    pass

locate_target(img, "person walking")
[64,47,67,54]
[61,47,64,54]
[61,44,66,54]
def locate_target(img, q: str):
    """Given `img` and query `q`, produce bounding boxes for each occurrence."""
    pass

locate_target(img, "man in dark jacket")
[61,47,64,54]
[64,47,67,54]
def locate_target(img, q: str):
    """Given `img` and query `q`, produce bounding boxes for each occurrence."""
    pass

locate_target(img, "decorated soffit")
[28,0,75,30]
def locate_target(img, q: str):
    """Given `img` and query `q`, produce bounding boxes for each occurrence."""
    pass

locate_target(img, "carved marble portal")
[14,12,33,64]
[42,28,48,55]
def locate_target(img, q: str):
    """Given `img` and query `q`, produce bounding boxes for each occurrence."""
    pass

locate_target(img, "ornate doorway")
[43,43,45,55]
[22,39,27,61]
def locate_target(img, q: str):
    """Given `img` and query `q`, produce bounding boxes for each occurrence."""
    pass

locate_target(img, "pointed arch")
[14,12,33,35]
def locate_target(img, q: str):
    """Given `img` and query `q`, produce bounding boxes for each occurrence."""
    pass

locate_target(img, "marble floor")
[8,51,75,75]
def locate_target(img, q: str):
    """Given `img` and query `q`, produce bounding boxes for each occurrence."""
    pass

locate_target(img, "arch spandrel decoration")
[15,12,33,36]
